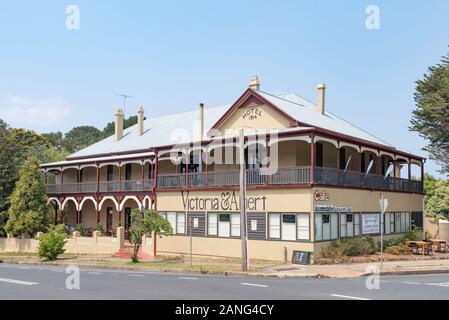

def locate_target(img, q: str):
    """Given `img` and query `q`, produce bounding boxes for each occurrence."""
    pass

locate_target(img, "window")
[107,165,114,181]
[340,213,354,238]
[297,213,309,240]
[354,214,360,236]
[315,213,338,241]
[339,148,346,170]
[218,214,230,237]
[208,213,218,236]
[269,213,310,241]
[125,163,132,180]
[282,214,296,240]
[269,214,281,239]
[385,212,411,234]
[160,212,185,234]
[176,213,185,234]
[231,213,240,237]
[316,143,323,168]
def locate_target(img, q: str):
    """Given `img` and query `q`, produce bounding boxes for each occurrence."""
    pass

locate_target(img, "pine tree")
[5,156,50,236]
[410,47,449,174]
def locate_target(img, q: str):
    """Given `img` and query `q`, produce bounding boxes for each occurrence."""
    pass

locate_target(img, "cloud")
[0,95,71,130]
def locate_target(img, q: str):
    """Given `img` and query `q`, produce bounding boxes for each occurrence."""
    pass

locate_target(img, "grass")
[102,260,243,272]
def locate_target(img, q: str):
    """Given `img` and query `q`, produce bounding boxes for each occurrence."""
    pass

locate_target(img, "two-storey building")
[41,77,425,261]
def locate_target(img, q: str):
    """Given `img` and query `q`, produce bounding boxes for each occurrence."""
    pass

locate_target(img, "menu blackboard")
[291,250,310,265]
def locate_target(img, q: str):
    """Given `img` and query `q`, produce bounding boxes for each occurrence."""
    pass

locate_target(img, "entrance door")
[124,207,132,231]
[106,207,113,233]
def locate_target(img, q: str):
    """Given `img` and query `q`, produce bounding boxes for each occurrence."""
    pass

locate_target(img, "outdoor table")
[406,241,431,256]
[429,239,448,253]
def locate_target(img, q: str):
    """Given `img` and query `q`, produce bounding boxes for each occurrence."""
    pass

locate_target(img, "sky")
[0,0,448,177]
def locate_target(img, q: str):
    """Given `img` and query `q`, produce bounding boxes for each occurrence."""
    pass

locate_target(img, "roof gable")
[209,89,299,135]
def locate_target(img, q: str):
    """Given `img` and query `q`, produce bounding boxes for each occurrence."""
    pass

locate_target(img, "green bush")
[322,236,377,259]
[95,223,105,235]
[384,245,409,255]
[382,226,422,250]
[37,225,67,261]
[76,224,85,236]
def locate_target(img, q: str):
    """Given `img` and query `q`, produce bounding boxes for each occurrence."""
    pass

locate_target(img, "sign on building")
[362,213,380,234]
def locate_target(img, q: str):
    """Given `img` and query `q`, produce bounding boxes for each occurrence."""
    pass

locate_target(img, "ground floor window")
[315,213,338,241]
[207,213,240,238]
[384,212,411,234]
[269,213,310,241]
[160,212,186,234]
[339,213,361,238]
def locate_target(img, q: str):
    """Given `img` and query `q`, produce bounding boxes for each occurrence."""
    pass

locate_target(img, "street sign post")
[379,193,388,271]
[188,217,193,266]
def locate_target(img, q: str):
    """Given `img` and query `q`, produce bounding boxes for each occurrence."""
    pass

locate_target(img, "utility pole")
[239,129,249,272]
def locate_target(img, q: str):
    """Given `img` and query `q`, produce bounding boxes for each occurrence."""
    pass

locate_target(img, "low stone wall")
[0,227,127,255]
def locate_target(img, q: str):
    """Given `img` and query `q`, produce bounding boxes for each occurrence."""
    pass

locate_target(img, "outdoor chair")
[410,244,420,255]
[425,244,433,255]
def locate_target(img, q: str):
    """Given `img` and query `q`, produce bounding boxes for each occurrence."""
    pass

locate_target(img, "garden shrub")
[37,224,67,261]
[384,245,409,255]
[95,223,105,235]
[322,236,377,259]
[76,224,85,236]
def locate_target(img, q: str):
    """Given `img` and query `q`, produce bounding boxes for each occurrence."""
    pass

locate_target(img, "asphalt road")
[1,263,449,300]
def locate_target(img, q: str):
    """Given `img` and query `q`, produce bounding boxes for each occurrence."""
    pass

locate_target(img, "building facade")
[41,77,425,261]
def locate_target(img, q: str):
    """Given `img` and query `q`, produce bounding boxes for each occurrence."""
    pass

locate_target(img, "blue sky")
[0,0,448,177]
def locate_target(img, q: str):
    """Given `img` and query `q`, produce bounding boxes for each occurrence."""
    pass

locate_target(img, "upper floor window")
[107,165,114,181]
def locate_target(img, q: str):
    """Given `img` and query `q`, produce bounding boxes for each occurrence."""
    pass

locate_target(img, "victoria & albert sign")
[181,191,267,211]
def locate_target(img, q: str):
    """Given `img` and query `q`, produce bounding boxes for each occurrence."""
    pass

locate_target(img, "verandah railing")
[46,166,423,193]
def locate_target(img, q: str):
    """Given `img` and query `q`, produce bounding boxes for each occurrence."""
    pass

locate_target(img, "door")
[106,207,113,232]
[124,207,132,231]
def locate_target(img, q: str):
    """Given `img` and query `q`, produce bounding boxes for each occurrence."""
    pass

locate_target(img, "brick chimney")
[137,106,145,136]
[249,76,260,91]
[317,83,326,115]
[115,108,124,141]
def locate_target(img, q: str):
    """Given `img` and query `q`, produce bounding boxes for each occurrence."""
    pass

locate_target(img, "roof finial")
[249,76,260,91]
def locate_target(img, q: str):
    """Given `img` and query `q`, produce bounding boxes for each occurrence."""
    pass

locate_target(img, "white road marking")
[87,272,102,275]
[178,277,199,280]
[240,282,268,288]
[0,278,39,286]
[50,269,63,273]
[402,281,421,285]
[330,294,371,300]
[426,282,449,287]
[128,274,145,277]
[18,267,30,270]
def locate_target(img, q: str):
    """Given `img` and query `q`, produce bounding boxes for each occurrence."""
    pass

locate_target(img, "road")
[1,263,449,300]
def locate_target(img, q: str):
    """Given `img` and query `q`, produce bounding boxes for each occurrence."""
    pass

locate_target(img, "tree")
[4,156,50,236]
[426,179,449,220]
[102,115,139,138]
[62,126,102,153]
[0,125,48,216]
[424,173,440,207]
[37,224,67,260]
[410,48,449,174]
[41,131,64,149]
[129,209,173,262]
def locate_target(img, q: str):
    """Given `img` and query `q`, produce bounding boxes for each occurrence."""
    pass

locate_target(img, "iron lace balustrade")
[314,167,423,192]
[46,180,153,194]
[157,167,311,189]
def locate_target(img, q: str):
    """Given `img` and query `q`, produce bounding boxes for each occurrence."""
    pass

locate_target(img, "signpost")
[379,193,388,272]
[188,217,193,267]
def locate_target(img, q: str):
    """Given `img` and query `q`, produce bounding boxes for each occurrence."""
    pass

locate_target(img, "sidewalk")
[2,253,449,278]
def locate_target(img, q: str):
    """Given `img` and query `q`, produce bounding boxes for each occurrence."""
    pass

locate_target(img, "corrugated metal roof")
[64,90,391,161]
